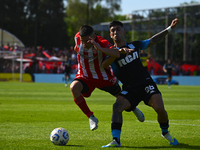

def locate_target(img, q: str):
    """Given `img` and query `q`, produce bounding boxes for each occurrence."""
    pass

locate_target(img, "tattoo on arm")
[148,29,168,47]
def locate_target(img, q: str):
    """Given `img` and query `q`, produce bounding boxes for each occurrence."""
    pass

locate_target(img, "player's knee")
[70,82,75,92]
[70,81,82,93]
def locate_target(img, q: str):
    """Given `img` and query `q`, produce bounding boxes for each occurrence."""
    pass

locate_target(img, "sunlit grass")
[0,82,200,150]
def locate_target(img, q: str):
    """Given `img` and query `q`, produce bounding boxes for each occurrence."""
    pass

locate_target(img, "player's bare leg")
[70,80,98,130]
[148,94,178,145]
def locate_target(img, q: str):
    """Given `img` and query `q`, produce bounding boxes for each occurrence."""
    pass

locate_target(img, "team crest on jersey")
[121,90,128,95]
[127,44,135,49]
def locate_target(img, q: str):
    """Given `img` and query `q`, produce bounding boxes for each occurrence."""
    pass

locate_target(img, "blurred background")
[0,0,200,83]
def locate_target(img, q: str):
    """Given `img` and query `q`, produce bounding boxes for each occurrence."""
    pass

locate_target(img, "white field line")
[144,120,200,127]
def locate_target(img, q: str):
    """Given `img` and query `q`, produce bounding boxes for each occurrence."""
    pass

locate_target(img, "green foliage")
[1,0,200,61]
[36,0,68,48]
[0,82,200,150]
[65,0,121,46]
[131,2,200,62]
[112,14,127,21]
[1,0,69,48]
[0,0,28,44]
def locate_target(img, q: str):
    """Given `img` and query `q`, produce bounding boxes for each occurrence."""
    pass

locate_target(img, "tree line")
[0,0,123,49]
[0,0,200,63]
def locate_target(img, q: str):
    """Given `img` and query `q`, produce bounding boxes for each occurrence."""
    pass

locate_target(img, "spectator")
[163,59,174,88]
[62,55,73,87]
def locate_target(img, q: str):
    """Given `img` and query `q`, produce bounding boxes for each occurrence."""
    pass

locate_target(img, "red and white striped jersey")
[74,32,114,80]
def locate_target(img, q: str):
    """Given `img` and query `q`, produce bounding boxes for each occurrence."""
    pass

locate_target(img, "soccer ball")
[50,127,69,145]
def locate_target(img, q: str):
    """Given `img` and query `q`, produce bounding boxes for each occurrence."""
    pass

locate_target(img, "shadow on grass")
[121,143,200,149]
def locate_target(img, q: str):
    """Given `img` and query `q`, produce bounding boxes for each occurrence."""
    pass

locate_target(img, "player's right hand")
[119,48,135,55]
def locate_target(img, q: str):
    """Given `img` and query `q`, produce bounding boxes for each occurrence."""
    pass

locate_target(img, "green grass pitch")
[0,82,200,150]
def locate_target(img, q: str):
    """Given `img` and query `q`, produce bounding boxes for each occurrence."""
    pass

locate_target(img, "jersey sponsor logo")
[121,90,128,95]
[145,85,155,94]
[118,51,139,67]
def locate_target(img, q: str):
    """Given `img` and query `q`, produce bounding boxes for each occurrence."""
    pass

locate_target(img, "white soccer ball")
[50,127,69,145]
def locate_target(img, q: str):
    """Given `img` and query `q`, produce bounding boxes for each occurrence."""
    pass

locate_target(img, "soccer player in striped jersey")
[90,19,179,147]
[70,25,144,131]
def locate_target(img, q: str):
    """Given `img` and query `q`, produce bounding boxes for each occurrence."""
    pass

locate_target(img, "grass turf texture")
[0,82,200,150]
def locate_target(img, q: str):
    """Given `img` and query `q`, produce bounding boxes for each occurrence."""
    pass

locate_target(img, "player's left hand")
[170,18,180,29]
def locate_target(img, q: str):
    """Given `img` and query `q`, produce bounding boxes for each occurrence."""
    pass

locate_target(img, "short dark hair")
[79,25,93,37]
[109,21,123,28]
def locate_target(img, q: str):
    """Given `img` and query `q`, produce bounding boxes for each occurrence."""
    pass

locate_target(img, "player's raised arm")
[148,18,180,48]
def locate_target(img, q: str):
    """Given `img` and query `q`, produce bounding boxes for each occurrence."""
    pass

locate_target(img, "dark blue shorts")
[119,81,161,111]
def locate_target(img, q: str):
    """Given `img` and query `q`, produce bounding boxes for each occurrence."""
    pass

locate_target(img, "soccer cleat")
[133,107,145,122]
[102,139,121,148]
[162,132,179,145]
[89,115,98,131]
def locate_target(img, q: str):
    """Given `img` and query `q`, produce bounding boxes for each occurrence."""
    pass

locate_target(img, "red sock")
[74,95,93,118]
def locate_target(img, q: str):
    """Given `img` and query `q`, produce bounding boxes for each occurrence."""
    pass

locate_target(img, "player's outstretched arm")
[88,37,120,58]
[101,48,134,68]
[148,18,180,48]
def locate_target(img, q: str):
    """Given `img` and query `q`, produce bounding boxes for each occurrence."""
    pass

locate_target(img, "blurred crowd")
[0,44,78,74]
[148,58,200,76]
[0,44,200,76]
